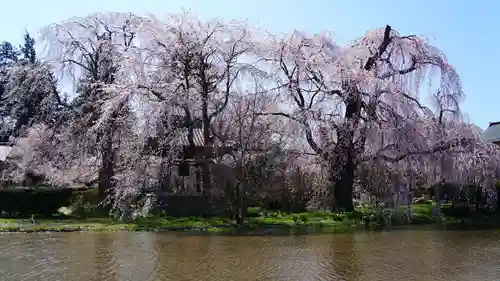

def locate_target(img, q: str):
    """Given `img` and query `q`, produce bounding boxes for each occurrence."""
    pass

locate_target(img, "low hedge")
[0,188,76,217]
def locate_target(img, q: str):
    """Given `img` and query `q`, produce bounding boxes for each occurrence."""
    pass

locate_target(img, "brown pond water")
[1,229,500,281]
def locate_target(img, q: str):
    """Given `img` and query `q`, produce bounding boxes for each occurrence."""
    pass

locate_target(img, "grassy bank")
[0,214,359,234]
[0,203,498,234]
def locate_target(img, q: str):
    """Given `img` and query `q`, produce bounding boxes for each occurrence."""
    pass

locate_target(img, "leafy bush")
[345,211,364,221]
[246,206,262,218]
[68,188,101,217]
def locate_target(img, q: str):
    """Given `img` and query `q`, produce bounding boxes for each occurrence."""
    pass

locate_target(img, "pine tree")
[19,32,36,64]
[0,41,19,66]
[0,63,60,139]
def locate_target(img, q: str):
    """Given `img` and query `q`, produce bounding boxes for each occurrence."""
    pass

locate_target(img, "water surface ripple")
[1,230,499,281]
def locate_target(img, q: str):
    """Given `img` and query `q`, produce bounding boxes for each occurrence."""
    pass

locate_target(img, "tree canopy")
[1,12,498,216]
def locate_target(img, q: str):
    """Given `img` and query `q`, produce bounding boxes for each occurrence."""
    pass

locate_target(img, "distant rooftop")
[484,121,500,143]
[0,143,13,162]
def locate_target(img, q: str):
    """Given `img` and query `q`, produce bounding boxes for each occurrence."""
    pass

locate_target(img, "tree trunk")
[201,92,212,194]
[329,93,362,213]
[475,187,483,212]
[331,156,355,212]
[330,137,356,212]
[235,182,244,225]
[201,165,211,192]
[158,144,172,194]
[158,160,169,192]
[97,133,115,211]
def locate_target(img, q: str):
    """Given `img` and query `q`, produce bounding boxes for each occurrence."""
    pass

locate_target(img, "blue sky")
[1,0,497,129]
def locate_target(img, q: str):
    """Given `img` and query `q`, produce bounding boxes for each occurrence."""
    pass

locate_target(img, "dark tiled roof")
[177,128,233,148]
[0,145,13,161]
[484,122,500,143]
[179,128,206,147]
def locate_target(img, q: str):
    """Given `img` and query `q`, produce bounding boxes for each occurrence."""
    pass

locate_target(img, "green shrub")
[414,198,433,205]
[268,211,282,218]
[298,214,309,223]
[411,212,433,224]
[246,206,262,218]
[68,188,101,217]
[303,211,332,219]
[331,213,346,221]
[345,211,364,221]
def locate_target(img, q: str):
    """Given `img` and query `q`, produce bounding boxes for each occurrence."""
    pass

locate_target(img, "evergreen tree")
[0,41,19,66]
[19,32,36,64]
[0,63,61,140]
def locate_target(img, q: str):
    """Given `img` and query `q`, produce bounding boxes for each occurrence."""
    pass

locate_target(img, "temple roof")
[0,143,13,162]
[484,121,500,143]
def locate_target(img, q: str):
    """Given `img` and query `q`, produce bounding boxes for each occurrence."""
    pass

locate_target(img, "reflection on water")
[1,229,500,281]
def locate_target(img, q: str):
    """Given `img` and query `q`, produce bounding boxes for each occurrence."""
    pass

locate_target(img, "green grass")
[0,217,134,232]
[1,203,498,234]
[0,213,359,234]
[0,216,235,233]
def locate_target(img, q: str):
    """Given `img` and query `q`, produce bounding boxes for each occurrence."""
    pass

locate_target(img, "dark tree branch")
[137,85,166,101]
[365,137,475,163]
[364,25,392,71]
[255,112,322,155]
